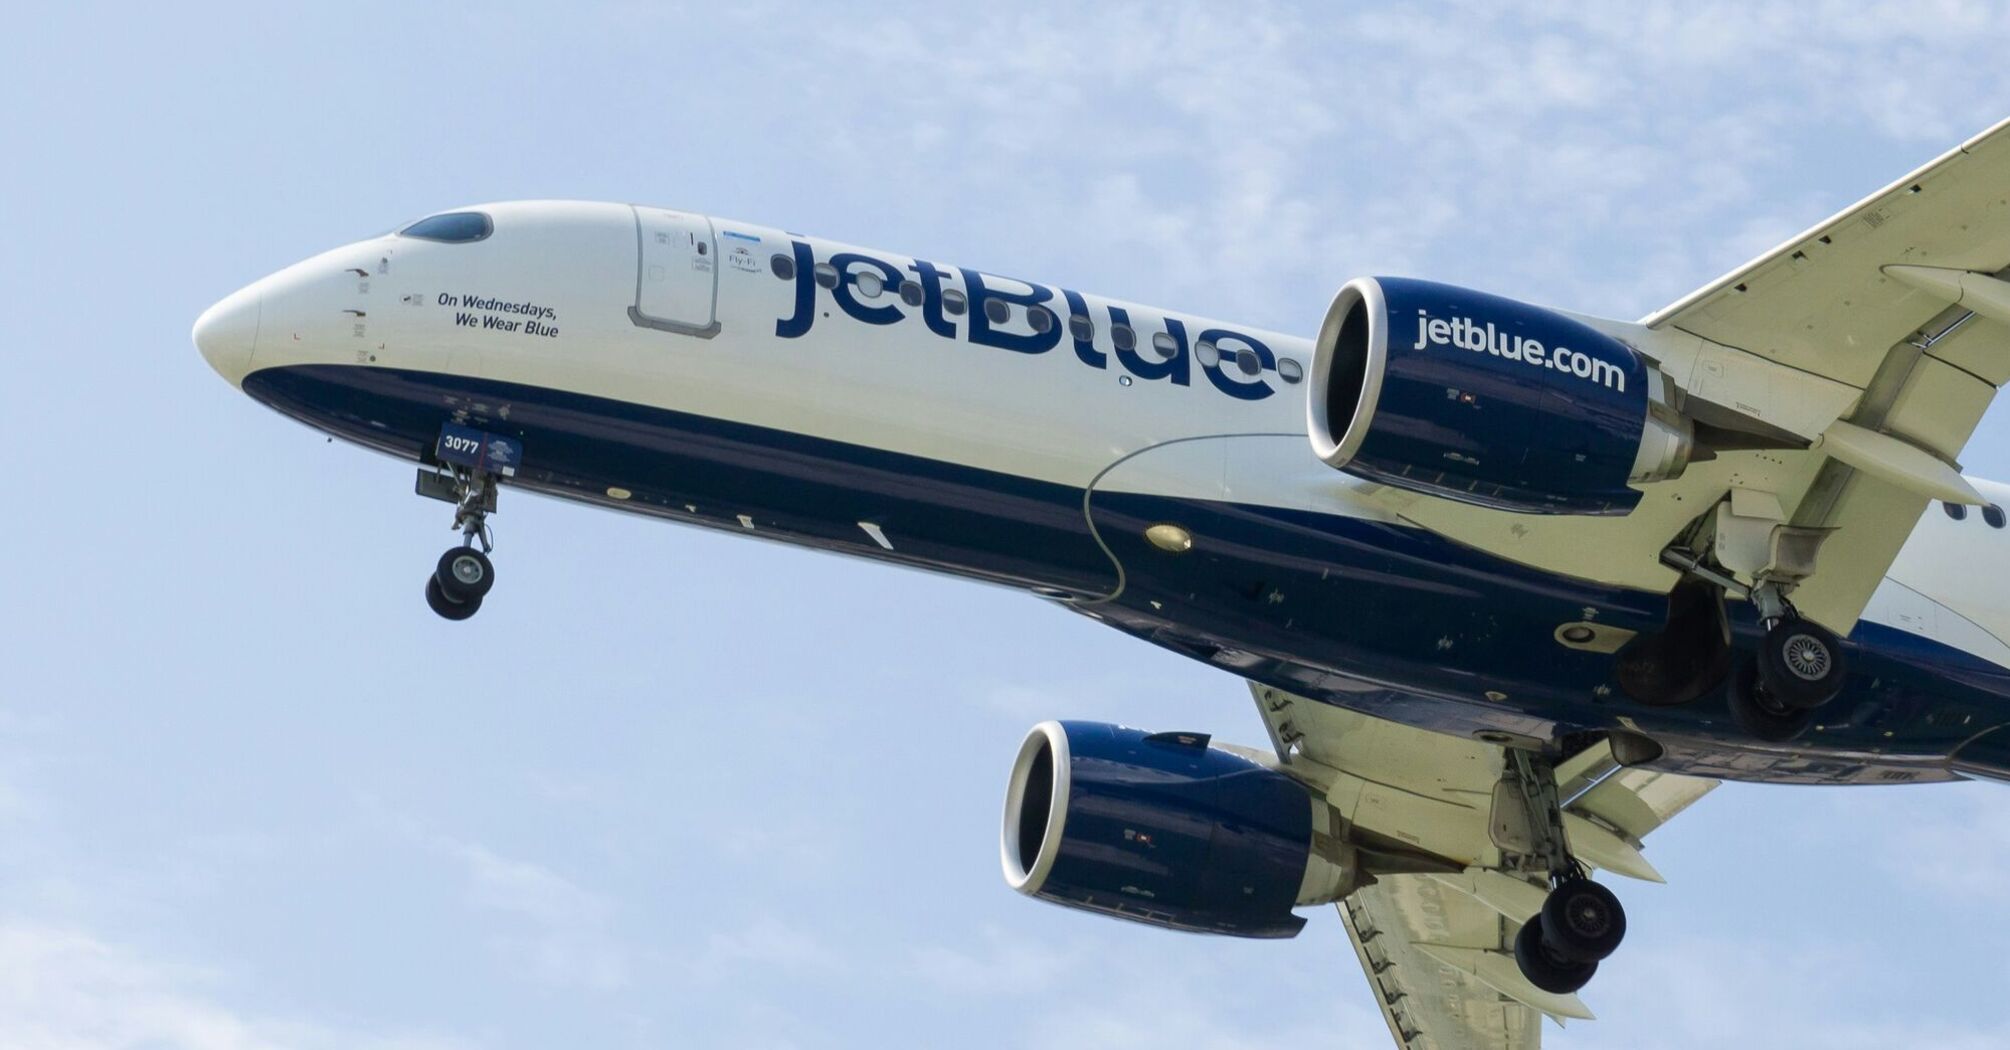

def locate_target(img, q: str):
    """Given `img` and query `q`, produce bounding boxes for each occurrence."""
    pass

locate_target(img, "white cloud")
[1022,964,1389,1050]
[686,914,840,981]
[1853,784,2010,897]
[976,682,1076,723]
[0,921,472,1050]
[438,839,629,992]
[709,819,846,874]
[744,0,2010,326]
[905,925,1075,996]
[1571,930,2010,1050]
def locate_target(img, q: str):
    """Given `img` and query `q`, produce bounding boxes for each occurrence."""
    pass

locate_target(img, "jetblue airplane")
[195,119,2010,1045]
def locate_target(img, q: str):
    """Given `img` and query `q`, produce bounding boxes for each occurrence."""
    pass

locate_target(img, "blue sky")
[4,2,2010,1047]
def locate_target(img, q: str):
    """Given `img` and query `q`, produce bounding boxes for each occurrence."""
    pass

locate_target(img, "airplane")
[194,118,2010,1046]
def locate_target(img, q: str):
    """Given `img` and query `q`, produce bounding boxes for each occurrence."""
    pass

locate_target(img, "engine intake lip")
[1308,277,1388,469]
[1001,721,1071,894]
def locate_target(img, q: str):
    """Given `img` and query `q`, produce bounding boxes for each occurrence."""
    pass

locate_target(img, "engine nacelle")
[1000,721,1353,939]
[1308,276,1693,515]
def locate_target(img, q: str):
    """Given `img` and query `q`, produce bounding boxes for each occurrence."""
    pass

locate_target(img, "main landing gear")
[1724,584,1847,742]
[1628,495,1849,742]
[1496,750,1628,996]
[422,467,498,621]
[1515,880,1624,994]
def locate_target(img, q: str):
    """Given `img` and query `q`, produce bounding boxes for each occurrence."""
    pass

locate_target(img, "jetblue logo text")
[1411,309,1625,392]
[771,242,1279,401]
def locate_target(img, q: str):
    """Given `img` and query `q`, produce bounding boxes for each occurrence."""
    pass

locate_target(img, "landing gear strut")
[1650,495,1849,742]
[423,467,497,621]
[1495,750,1627,996]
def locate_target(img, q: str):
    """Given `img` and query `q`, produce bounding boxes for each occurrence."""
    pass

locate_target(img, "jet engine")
[1000,721,1355,938]
[1308,277,1695,515]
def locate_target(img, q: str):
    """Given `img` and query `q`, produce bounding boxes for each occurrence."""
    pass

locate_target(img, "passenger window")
[1112,325,1136,352]
[1236,347,1263,376]
[399,212,492,243]
[943,289,968,315]
[1028,306,1054,334]
[1946,502,1969,521]
[1068,314,1095,342]
[1987,504,2006,529]
[855,271,885,298]
[1150,331,1177,360]
[813,262,839,289]
[771,253,797,280]
[899,280,924,307]
[1194,339,1220,367]
[1278,358,1304,383]
[985,298,1011,325]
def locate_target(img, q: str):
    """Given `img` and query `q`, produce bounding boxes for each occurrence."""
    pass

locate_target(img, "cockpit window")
[399,212,493,243]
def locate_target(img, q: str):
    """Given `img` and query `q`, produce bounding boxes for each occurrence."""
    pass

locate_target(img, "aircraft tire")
[1514,919,1597,995]
[1539,878,1626,963]
[1756,618,1845,710]
[426,574,481,621]
[1726,658,1812,743]
[435,547,495,603]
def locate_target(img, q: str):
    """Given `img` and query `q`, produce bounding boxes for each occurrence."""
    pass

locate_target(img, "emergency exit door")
[630,206,720,337]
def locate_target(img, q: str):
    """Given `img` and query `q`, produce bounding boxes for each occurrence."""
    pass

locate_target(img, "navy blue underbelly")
[241,364,2010,783]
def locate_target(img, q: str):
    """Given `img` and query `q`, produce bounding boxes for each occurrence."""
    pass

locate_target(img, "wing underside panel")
[1343,882,1542,1050]
[1250,683,1716,1049]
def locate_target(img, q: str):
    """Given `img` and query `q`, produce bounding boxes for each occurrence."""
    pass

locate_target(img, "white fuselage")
[194,200,2010,779]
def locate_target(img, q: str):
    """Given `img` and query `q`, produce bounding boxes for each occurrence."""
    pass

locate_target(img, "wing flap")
[1342,883,1549,1049]
[1574,766,1715,842]
[1412,943,1594,1023]
[1780,473,1929,632]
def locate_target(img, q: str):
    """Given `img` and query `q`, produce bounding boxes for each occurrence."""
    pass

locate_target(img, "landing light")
[1145,524,1194,553]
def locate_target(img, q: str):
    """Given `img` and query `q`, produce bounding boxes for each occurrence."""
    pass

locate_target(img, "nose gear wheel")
[436,547,494,603]
[423,465,500,621]
[425,574,481,620]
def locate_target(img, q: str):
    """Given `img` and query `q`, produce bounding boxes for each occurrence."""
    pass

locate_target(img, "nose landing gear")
[417,423,520,621]
[419,465,499,621]
[426,545,494,620]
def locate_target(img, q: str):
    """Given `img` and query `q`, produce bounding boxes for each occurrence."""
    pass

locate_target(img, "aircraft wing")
[1247,683,1715,1048]
[1376,118,2010,634]
[1640,116,2010,631]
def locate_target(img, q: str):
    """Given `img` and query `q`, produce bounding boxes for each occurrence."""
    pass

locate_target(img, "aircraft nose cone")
[193,285,262,387]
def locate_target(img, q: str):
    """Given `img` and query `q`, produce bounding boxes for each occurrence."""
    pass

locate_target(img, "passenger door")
[630,206,720,337]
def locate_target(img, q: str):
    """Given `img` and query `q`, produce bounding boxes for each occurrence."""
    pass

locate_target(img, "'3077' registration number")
[434,422,521,477]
